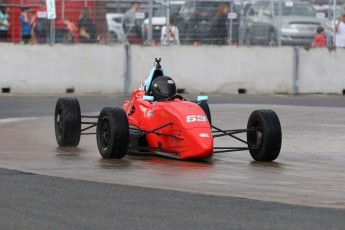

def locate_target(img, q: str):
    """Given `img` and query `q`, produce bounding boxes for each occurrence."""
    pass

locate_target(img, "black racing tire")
[191,100,212,125]
[247,110,282,161]
[96,107,129,159]
[54,97,81,147]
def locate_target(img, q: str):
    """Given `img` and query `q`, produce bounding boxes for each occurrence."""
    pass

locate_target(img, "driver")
[150,76,177,101]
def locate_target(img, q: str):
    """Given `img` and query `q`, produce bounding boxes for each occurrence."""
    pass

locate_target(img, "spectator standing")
[32,5,50,44]
[208,3,229,45]
[122,2,143,44]
[78,6,97,43]
[0,6,10,42]
[312,26,326,48]
[63,18,77,43]
[20,7,32,44]
[161,16,180,45]
[335,14,345,48]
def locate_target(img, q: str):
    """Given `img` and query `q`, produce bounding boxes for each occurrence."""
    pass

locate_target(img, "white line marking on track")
[0,117,38,124]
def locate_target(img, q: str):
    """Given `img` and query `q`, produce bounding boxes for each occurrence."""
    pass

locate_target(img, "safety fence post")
[293,47,300,94]
[124,44,131,93]
[50,19,55,45]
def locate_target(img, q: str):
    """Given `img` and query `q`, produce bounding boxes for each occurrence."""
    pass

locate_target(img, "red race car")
[55,58,282,161]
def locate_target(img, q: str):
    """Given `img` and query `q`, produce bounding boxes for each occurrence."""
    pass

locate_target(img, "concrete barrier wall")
[0,44,125,94]
[299,48,345,94]
[1,44,344,94]
[131,46,294,94]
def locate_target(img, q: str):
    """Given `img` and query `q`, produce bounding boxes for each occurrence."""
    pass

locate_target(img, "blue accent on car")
[197,96,208,102]
[143,95,154,102]
[139,67,166,91]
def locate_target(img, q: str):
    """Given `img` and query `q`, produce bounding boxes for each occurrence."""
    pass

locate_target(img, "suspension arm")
[212,125,254,145]
[213,146,259,154]
[129,122,177,142]
[212,128,256,138]
[128,146,178,154]
[80,114,98,134]
[81,115,99,118]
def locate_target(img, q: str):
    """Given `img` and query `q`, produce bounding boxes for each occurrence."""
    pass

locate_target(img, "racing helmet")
[151,76,177,100]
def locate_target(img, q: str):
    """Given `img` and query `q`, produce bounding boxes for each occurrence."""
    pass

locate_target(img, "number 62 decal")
[186,115,207,123]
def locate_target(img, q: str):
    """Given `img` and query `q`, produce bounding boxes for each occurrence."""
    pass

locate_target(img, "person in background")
[20,6,32,44]
[32,4,50,44]
[0,6,10,42]
[208,3,229,45]
[335,14,345,48]
[312,26,326,48]
[122,2,142,44]
[160,16,180,45]
[78,6,97,43]
[63,18,77,43]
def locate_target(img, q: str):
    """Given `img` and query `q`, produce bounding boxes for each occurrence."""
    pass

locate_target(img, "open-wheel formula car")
[54,58,282,161]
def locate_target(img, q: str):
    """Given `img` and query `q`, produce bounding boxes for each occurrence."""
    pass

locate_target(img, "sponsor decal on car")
[199,133,210,138]
[147,110,154,117]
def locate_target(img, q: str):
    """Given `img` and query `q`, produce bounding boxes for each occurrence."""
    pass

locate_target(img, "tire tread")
[54,97,81,147]
[247,109,282,161]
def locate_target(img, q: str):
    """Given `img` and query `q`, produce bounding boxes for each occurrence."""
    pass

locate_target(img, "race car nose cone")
[178,128,213,160]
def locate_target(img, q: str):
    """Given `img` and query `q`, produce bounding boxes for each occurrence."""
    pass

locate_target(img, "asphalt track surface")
[1,94,345,229]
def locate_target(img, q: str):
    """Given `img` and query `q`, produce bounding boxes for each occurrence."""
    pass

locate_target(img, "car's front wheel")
[54,97,81,147]
[96,107,129,159]
[247,110,282,161]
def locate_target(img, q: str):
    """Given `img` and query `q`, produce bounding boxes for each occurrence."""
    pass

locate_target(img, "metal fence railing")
[1,0,345,47]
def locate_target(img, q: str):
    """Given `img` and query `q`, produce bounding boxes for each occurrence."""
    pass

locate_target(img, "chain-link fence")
[0,0,109,44]
[0,0,345,46]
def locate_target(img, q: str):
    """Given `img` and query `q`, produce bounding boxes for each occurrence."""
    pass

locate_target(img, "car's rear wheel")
[247,110,282,161]
[96,107,129,159]
[54,97,81,147]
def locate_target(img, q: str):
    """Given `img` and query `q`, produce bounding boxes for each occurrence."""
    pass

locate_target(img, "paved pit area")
[0,103,344,209]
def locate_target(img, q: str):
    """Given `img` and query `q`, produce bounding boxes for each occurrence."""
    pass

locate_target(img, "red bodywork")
[122,90,213,160]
